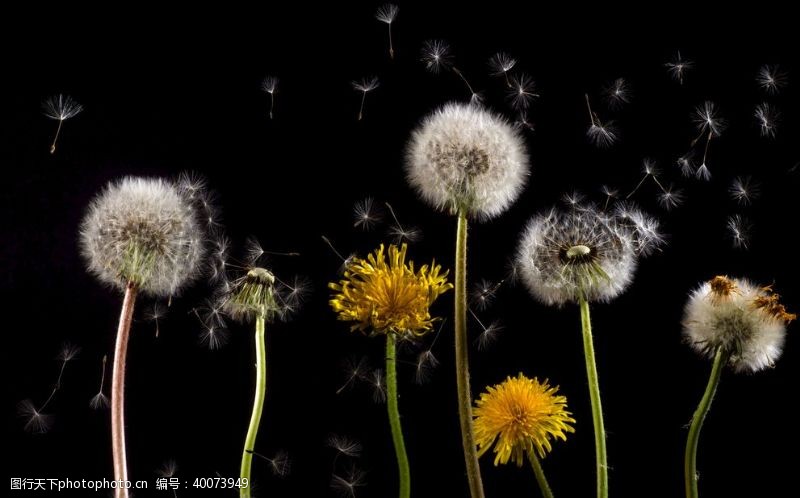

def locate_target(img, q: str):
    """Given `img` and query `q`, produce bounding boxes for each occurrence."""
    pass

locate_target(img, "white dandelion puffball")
[81,177,205,296]
[516,205,661,306]
[405,102,529,220]
[683,276,794,373]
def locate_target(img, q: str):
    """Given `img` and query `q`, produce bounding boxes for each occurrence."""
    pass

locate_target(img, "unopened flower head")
[683,276,795,373]
[80,177,206,296]
[516,203,661,306]
[329,244,452,338]
[405,102,529,220]
[473,373,575,466]
[221,267,281,323]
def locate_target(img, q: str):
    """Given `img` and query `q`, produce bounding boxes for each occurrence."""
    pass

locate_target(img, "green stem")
[240,315,267,498]
[386,334,411,498]
[111,282,137,498]
[684,347,726,498]
[578,295,608,498]
[455,210,485,498]
[528,452,555,498]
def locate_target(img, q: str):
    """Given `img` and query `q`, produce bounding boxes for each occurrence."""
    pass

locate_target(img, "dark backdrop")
[3,4,799,497]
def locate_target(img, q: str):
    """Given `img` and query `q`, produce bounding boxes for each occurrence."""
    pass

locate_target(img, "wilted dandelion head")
[221,267,281,323]
[329,244,452,338]
[405,103,529,220]
[516,204,661,306]
[683,276,794,373]
[80,177,206,297]
[473,374,575,466]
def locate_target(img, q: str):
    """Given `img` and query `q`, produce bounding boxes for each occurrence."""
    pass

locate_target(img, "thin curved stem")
[578,295,608,498]
[50,119,63,154]
[455,210,485,498]
[528,452,555,498]
[240,315,267,498]
[386,334,411,498]
[111,282,138,498]
[684,347,726,498]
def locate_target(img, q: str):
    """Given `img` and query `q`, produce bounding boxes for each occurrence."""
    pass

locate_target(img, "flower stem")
[455,210,485,498]
[386,334,411,498]
[578,294,608,498]
[111,282,138,498]
[528,452,555,498]
[684,346,726,498]
[240,315,267,498]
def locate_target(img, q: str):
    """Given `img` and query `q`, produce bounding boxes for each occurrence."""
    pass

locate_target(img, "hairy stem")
[579,295,608,498]
[386,334,411,498]
[684,347,726,498]
[111,282,138,498]
[455,210,485,498]
[528,452,555,498]
[240,315,267,498]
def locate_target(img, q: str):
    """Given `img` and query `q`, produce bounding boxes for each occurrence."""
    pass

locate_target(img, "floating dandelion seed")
[729,176,760,205]
[415,349,440,384]
[600,185,619,210]
[261,76,278,119]
[146,302,167,338]
[421,39,452,74]
[665,51,693,85]
[727,215,752,249]
[375,4,399,59]
[676,154,696,178]
[266,450,292,477]
[562,190,585,209]
[322,235,356,274]
[585,94,618,147]
[157,459,178,478]
[489,52,517,86]
[626,159,660,199]
[658,184,684,211]
[18,400,53,434]
[421,39,480,103]
[327,434,364,458]
[352,76,379,121]
[691,101,726,181]
[507,73,538,110]
[604,78,630,109]
[353,197,383,230]
[471,278,504,311]
[514,111,535,132]
[42,94,83,154]
[385,202,421,243]
[406,103,529,220]
[754,102,780,138]
[757,64,787,94]
[470,308,504,351]
[274,275,311,318]
[199,324,229,350]
[90,355,110,410]
[336,356,369,394]
[370,368,387,403]
[331,465,367,498]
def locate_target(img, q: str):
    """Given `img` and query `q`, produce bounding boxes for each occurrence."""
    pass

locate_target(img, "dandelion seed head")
[729,176,760,205]
[516,205,660,306]
[80,177,206,297]
[267,450,292,477]
[665,51,693,84]
[199,324,229,350]
[754,102,780,138]
[353,197,383,230]
[327,434,363,458]
[375,3,399,24]
[90,391,110,410]
[18,400,53,434]
[474,374,575,465]
[157,459,178,478]
[475,321,503,351]
[658,185,684,211]
[352,76,379,93]
[757,64,787,94]
[262,76,278,94]
[489,52,517,75]
[677,155,696,178]
[415,349,440,384]
[330,465,366,498]
[421,39,453,74]
[471,279,500,311]
[57,343,80,363]
[42,94,83,121]
[642,158,660,176]
[406,102,529,220]
[587,121,618,148]
[683,276,794,373]
[370,368,387,403]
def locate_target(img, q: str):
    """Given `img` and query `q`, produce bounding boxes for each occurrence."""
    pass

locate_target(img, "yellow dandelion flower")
[329,243,452,337]
[474,373,575,466]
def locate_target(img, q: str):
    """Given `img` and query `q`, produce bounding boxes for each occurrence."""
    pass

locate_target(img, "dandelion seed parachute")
[405,103,529,220]
[683,276,793,373]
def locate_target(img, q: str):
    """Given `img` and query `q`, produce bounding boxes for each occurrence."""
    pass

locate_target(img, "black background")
[3,4,799,497]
